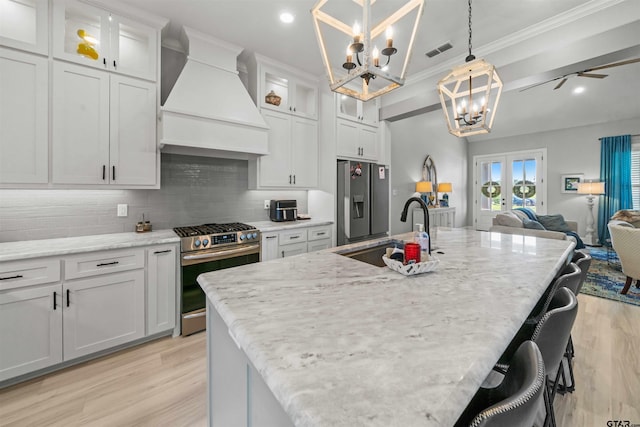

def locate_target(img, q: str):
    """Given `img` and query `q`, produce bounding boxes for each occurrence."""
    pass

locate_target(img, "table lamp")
[437,183,452,207]
[576,181,605,245]
[415,181,433,204]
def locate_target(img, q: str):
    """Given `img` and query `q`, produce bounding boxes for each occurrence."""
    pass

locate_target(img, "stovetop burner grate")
[173,222,257,237]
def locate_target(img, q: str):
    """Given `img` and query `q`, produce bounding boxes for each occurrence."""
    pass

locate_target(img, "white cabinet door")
[63,270,145,360]
[109,14,157,81]
[146,245,177,335]
[52,0,157,81]
[0,0,48,55]
[307,239,331,253]
[0,284,63,381]
[291,116,318,188]
[279,242,307,258]
[110,75,157,185]
[359,124,378,161]
[336,94,379,126]
[0,48,48,184]
[261,233,279,262]
[52,61,110,184]
[258,109,291,187]
[336,119,359,158]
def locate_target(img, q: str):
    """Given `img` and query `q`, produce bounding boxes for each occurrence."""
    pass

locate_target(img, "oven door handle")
[182,244,260,263]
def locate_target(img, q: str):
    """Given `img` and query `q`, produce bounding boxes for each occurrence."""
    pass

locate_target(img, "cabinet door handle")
[113,60,117,69]
[281,250,285,258]
[96,261,119,267]
[0,274,23,280]
[53,291,57,310]
[265,236,277,240]
[66,289,70,307]
[103,58,106,66]
[293,175,296,185]
[112,165,116,181]
[153,249,172,255]
[102,165,106,180]
[289,174,292,184]
[293,107,296,112]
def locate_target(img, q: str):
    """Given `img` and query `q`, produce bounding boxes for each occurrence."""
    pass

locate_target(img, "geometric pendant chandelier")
[312,0,425,102]
[437,0,503,137]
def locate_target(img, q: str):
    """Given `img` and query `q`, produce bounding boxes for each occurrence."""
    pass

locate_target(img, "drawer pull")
[290,235,300,239]
[266,236,277,240]
[96,261,119,267]
[66,289,70,307]
[0,274,23,280]
[153,249,172,255]
[316,232,326,236]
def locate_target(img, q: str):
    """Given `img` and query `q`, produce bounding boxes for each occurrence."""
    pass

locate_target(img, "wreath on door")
[512,180,536,199]
[481,181,501,198]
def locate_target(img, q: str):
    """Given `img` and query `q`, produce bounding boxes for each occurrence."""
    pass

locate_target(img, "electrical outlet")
[117,204,128,217]
[264,200,270,210]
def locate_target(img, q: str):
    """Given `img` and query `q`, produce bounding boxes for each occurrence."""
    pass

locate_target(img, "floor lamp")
[576,181,605,246]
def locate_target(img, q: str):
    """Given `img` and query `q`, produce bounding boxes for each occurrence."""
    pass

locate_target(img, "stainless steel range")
[174,222,260,335]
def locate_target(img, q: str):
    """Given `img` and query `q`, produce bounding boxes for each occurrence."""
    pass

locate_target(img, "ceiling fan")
[520,57,640,92]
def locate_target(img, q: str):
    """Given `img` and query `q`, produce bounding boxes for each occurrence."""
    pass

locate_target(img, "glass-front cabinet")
[336,93,379,126]
[52,0,157,81]
[0,0,48,54]
[259,64,318,120]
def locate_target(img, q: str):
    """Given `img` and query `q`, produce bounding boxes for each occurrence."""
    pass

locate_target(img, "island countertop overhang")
[198,228,575,426]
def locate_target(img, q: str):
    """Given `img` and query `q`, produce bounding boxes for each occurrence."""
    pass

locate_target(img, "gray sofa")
[490,210,578,242]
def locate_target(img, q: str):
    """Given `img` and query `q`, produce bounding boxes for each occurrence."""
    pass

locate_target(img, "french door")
[474,149,546,230]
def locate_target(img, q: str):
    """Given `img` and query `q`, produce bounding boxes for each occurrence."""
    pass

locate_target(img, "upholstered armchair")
[607,223,640,294]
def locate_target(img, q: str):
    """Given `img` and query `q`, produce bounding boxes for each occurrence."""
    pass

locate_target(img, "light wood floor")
[1,294,639,427]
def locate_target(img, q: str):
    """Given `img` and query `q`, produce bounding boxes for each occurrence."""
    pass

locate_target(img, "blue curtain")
[598,135,633,244]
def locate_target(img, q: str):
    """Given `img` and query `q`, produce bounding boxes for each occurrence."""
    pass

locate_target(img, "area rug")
[579,247,640,307]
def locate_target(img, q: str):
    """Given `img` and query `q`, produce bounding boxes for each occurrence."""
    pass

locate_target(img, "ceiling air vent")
[426,41,453,58]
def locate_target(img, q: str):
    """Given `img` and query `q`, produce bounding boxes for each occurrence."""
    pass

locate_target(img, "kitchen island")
[198,228,575,426]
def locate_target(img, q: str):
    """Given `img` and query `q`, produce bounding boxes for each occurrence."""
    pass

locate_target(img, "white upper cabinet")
[0,47,48,184]
[0,0,48,55]
[52,61,157,187]
[336,94,379,126]
[52,0,158,81]
[246,53,318,120]
[336,118,378,162]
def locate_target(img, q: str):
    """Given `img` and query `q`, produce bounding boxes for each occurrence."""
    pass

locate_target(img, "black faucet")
[400,197,431,254]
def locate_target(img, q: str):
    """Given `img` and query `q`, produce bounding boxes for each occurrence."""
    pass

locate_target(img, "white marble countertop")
[198,228,575,426]
[248,219,333,233]
[0,229,179,262]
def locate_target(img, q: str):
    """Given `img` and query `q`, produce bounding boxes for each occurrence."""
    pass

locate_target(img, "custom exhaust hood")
[160,27,269,159]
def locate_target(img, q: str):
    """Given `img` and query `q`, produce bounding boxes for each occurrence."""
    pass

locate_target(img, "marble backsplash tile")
[0,154,308,242]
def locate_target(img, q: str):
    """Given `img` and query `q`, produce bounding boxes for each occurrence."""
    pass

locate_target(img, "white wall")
[388,110,468,235]
[467,117,640,237]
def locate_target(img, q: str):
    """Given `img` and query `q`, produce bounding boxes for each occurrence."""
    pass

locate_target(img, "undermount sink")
[338,241,402,267]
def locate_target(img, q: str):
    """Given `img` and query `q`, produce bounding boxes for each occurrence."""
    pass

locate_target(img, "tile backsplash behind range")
[0,154,307,242]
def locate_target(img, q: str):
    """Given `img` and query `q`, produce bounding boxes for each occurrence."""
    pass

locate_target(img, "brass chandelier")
[437,0,503,137]
[312,0,425,102]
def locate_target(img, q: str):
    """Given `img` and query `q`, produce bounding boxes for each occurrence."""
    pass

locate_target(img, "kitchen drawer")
[307,238,331,253]
[307,225,331,241]
[0,258,61,291]
[64,249,145,280]
[278,229,307,246]
[278,241,307,258]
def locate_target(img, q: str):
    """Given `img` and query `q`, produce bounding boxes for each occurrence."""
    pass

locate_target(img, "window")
[632,141,640,210]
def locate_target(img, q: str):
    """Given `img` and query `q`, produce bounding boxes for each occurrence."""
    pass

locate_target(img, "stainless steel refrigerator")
[337,160,389,246]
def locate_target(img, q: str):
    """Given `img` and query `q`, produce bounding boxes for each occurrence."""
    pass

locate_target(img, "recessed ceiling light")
[573,86,585,94]
[280,12,294,24]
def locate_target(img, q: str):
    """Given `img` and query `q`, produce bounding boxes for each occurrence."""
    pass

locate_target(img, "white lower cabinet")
[0,283,63,382]
[0,243,177,384]
[260,224,332,262]
[146,245,177,335]
[63,270,145,360]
